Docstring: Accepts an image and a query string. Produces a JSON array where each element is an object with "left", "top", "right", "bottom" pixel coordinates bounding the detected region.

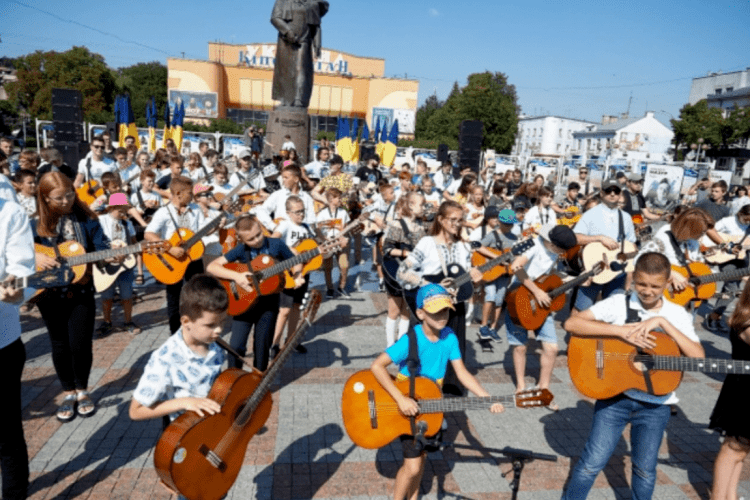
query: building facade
[
  {"left": 512, "top": 115, "right": 596, "bottom": 157},
  {"left": 572, "top": 111, "right": 674, "bottom": 163},
  {"left": 167, "top": 42, "right": 419, "bottom": 138},
  {"left": 689, "top": 68, "right": 750, "bottom": 106}
]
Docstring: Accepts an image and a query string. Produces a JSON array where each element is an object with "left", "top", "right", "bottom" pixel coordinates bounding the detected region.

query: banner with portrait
[
  {"left": 168, "top": 90, "right": 218, "bottom": 119},
  {"left": 644, "top": 164, "right": 683, "bottom": 215}
]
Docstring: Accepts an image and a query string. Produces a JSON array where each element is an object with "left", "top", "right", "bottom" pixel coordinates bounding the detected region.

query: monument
[{"left": 264, "top": 0, "right": 329, "bottom": 163}]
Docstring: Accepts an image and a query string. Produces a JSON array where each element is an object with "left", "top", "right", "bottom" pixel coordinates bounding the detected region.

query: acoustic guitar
[
  {"left": 568, "top": 331, "right": 750, "bottom": 400},
  {"left": 341, "top": 370, "right": 553, "bottom": 450},
  {"left": 220, "top": 237, "right": 342, "bottom": 316},
  {"left": 506, "top": 261, "right": 605, "bottom": 331},
  {"left": 154, "top": 290, "right": 322, "bottom": 500},
  {"left": 91, "top": 239, "right": 171, "bottom": 292},
  {"left": 665, "top": 262, "right": 750, "bottom": 307},
  {"left": 1, "top": 267, "right": 75, "bottom": 294},
  {"left": 144, "top": 197, "right": 245, "bottom": 285},
  {"left": 470, "top": 238, "right": 535, "bottom": 282},
  {"left": 580, "top": 240, "right": 638, "bottom": 285},
  {"left": 700, "top": 232, "right": 750, "bottom": 265},
  {"left": 35, "top": 240, "right": 170, "bottom": 286},
  {"left": 76, "top": 179, "right": 104, "bottom": 206}
]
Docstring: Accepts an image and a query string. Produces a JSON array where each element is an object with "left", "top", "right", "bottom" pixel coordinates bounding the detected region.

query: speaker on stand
[
  {"left": 51, "top": 88, "right": 86, "bottom": 175},
  {"left": 458, "top": 120, "right": 483, "bottom": 173}
]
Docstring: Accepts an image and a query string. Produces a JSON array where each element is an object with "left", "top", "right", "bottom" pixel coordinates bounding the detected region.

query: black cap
[
  {"left": 547, "top": 225, "right": 578, "bottom": 250},
  {"left": 615, "top": 171, "right": 626, "bottom": 179},
  {"left": 484, "top": 205, "right": 500, "bottom": 219}
]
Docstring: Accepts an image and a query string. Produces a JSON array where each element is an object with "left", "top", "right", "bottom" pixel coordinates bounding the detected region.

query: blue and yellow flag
[
  {"left": 171, "top": 101, "right": 185, "bottom": 151},
  {"left": 162, "top": 102, "right": 172, "bottom": 149},
  {"left": 336, "top": 117, "right": 352, "bottom": 162},
  {"left": 382, "top": 120, "right": 399, "bottom": 167},
  {"left": 376, "top": 118, "right": 388, "bottom": 160},
  {"left": 146, "top": 98, "right": 158, "bottom": 152},
  {"left": 117, "top": 95, "right": 140, "bottom": 149},
  {"left": 349, "top": 118, "right": 360, "bottom": 164}
]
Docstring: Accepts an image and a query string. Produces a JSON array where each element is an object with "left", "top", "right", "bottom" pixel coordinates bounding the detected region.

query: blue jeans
[
  {"left": 573, "top": 274, "right": 626, "bottom": 311},
  {"left": 562, "top": 396, "right": 670, "bottom": 500}
]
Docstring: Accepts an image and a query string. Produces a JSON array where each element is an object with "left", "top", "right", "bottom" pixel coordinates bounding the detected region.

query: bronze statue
[{"left": 271, "top": 0, "right": 329, "bottom": 108}]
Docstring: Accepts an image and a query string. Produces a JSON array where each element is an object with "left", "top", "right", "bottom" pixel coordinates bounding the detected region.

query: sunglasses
[{"left": 603, "top": 187, "right": 622, "bottom": 195}]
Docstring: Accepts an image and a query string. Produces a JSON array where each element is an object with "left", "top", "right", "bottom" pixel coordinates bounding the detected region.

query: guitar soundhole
[
  {"left": 450, "top": 265, "right": 459, "bottom": 274},
  {"left": 174, "top": 447, "right": 187, "bottom": 464}
]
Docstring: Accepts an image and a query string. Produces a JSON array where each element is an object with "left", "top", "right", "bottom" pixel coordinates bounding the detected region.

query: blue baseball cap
[
  {"left": 416, "top": 284, "right": 455, "bottom": 313},
  {"left": 498, "top": 209, "right": 519, "bottom": 224}
]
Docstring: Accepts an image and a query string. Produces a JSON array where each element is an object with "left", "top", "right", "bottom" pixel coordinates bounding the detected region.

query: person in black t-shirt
[
  {"left": 622, "top": 173, "right": 661, "bottom": 220},
  {"left": 696, "top": 181, "right": 731, "bottom": 224},
  {"left": 354, "top": 155, "right": 383, "bottom": 185}
]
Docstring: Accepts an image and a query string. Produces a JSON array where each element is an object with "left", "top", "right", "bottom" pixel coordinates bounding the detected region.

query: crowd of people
[{"left": 1, "top": 131, "right": 749, "bottom": 500}]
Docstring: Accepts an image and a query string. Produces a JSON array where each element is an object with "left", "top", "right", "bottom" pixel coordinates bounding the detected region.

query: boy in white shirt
[
  {"left": 270, "top": 195, "right": 318, "bottom": 356},
  {"left": 12, "top": 169, "right": 37, "bottom": 218},
  {"left": 523, "top": 187, "right": 556, "bottom": 232},
  {"left": 281, "top": 134, "right": 296, "bottom": 152},
  {"left": 210, "top": 163, "right": 235, "bottom": 201},
  {"left": 317, "top": 187, "right": 351, "bottom": 299}
]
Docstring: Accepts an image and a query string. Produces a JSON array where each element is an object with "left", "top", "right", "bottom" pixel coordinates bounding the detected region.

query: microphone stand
[{"left": 438, "top": 443, "right": 557, "bottom": 499}]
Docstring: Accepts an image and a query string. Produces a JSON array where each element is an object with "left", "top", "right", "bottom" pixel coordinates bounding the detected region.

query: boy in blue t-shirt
[{"left": 371, "top": 284, "right": 504, "bottom": 500}]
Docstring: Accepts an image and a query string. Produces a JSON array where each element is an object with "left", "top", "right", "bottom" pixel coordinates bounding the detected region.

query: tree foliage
[
  {"left": 414, "top": 72, "right": 519, "bottom": 153},
  {"left": 5, "top": 47, "right": 116, "bottom": 121},
  {"left": 671, "top": 100, "right": 750, "bottom": 150},
  {"left": 117, "top": 62, "right": 168, "bottom": 127}
]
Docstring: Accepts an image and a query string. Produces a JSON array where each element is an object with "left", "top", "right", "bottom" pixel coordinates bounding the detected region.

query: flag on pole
[
  {"left": 336, "top": 117, "right": 352, "bottom": 162},
  {"left": 117, "top": 95, "right": 140, "bottom": 149},
  {"left": 382, "top": 120, "right": 399, "bottom": 167},
  {"left": 162, "top": 102, "right": 172, "bottom": 149},
  {"left": 376, "top": 118, "right": 388, "bottom": 160},
  {"left": 349, "top": 118, "right": 360, "bottom": 164},
  {"left": 172, "top": 101, "right": 185, "bottom": 151},
  {"left": 146, "top": 97, "right": 158, "bottom": 152}
]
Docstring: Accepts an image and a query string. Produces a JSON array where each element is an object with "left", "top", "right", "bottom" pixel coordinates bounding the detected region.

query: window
[
  {"left": 559, "top": 128, "right": 563, "bottom": 138},
  {"left": 726, "top": 87, "right": 734, "bottom": 93},
  {"left": 715, "top": 88, "right": 723, "bottom": 95},
  {"left": 226, "top": 108, "right": 269, "bottom": 126},
  {"left": 556, "top": 144, "right": 561, "bottom": 152}
]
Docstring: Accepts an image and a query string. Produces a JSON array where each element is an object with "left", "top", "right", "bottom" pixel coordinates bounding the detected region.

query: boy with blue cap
[
  {"left": 371, "top": 283, "right": 504, "bottom": 500},
  {"left": 475, "top": 208, "right": 519, "bottom": 341}
]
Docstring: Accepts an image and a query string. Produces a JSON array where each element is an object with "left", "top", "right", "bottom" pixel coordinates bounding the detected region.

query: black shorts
[
  {"left": 400, "top": 429, "right": 443, "bottom": 458},
  {"left": 279, "top": 279, "right": 309, "bottom": 308}
]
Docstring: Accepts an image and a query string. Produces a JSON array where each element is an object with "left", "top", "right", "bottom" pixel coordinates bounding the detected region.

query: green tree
[
  {"left": 117, "top": 62, "right": 168, "bottom": 127},
  {"left": 415, "top": 92, "right": 443, "bottom": 139},
  {"left": 671, "top": 100, "right": 724, "bottom": 151},
  {"left": 5, "top": 47, "right": 117, "bottom": 121},
  {"left": 417, "top": 73, "right": 519, "bottom": 153}
]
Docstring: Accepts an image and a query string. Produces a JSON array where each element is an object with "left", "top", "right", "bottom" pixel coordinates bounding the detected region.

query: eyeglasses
[
  {"left": 49, "top": 192, "right": 76, "bottom": 203},
  {"left": 92, "top": 145, "right": 104, "bottom": 150},
  {"left": 603, "top": 187, "right": 622, "bottom": 195}
]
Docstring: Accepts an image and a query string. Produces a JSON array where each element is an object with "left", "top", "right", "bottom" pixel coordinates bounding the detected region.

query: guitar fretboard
[
  {"left": 695, "top": 266, "right": 750, "bottom": 286},
  {"left": 418, "top": 395, "right": 536, "bottom": 413},
  {"left": 64, "top": 243, "right": 145, "bottom": 267},
  {"left": 644, "top": 355, "right": 750, "bottom": 374}
]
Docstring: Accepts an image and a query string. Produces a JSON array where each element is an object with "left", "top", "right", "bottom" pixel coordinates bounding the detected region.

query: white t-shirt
[
  {"left": 130, "top": 190, "right": 162, "bottom": 211},
  {"left": 230, "top": 170, "right": 266, "bottom": 191},
  {"left": 316, "top": 206, "right": 350, "bottom": 239},
  {"left": 524, "top": 205, "right": 556, "bottom": 231},
  {"left": 281, "top": 140, "right": 296, "bottom": 151},
  {"left": 588, "top": 293, "right": 699, "bottom": 405},
  {"left": 145, "top": 203, "right": 207, "bottom": 240},
  {"left": 118, "top": 163, "right": 141, "bottom": 186},
  {"left": 304, "top": 160, "right": 330, "bottom": 179},
  {"left": 275, "top": 219, "right": 316, "bottom": 249},
  {"left": 715, "top": 215, "right": 750, "bottom": 238},
  {"left": 638, "top": 225, "right": 702, "bottom": 267},
  {"left": 99, "top": 213, "right": 136, "bottom": 242},
  {"left": 406, "top": 236, "right": 473, "bottom": 278},
  {"left": 77, "top": 157, "right": 116, "bottom": 182},
  {"left": 513, "top": 236, "right": 558, "bottom": 283}
]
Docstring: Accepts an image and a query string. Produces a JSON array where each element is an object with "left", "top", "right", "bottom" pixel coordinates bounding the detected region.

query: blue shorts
[
  {"left": 573, "top": 274, "right": 626, "bottom": 311},
  {"left": 504, "top": 309, "right": 558, "bottom": 346},
  {"left": 100, "top": 268, "right": 135, "bottom": 300},
  {"left": 484, "top": 275, "right": 511, "bottom": 306}
]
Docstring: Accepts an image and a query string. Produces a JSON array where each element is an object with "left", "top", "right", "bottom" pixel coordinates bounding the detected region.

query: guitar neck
[
  {"left": 418, "top": 395, "right": 518, "bottom": 413},
  {"left": 697, "top": 266, "right": 750, "bottom": 286},
  {"left": 647, "top": 355, "right": 750, "bottom": 375},
  {"left": 65, "top": 242, "right": 145, "bottom": 267},
  {"left": 549, "top": 269, "right": 598, "bottom": 299},
  {"left": 257, "top": 246, "right": 324, "bottom": 281},
  {"left": 180, "top": 211, "right": 227, "bottom": 249}
]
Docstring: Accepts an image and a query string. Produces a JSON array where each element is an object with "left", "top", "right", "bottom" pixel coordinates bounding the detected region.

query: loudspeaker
[
  {"left": 458, "top": 120, "right": 483, "bottom": 172},
  {"left": 56, "top": 141, "right": 88, "bottom": 175},
  {"left": 105, "top": 122, "right": 118, "bottom": 142},
  {"left": 53, "top": 122, "right": 83, "bottom": 143},
  {"left": 52, "top": 88, "right": 83, "bottom": 108},
  {"left": 437, "top": 143, "right": 449, "bottom": 164}
]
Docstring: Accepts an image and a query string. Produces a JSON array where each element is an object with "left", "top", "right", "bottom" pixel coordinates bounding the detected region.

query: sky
[{"left": 2, "top": 0, "right": 749, "bottom": 127}]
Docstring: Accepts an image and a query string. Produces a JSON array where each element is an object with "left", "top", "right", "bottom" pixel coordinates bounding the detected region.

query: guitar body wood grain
[
  {"left": 665, "top": 262, "right": 715, "bottom": 307},
  {"left": 506, "top": 274, "right": 565, "bottom": 331},
  {"left": 143, "top": 228, "right": 205, "bottom": 285},
  {"left": 35, "top": 241, "right": 88, "bottom": 283}
]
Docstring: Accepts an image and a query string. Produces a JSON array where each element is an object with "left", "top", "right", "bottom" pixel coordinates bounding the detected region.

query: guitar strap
[
  {"left": 624, "top": 294, "right": 656, "bottom": 395},
  {"left": 135, "top": 188, "right": 146, "bottom": 211},
  {"left": 666, "top": 230, "right": 694, "bottom": 279},
  {"left": 405, "top": 326, "right": 421, "bottom": 442},
  {"left": 398, "top": 218, "right": 413, "bottom": 253},
  {"left": 617, "top": 208, "right": 625, "bottom": 254},
  {"left": 166, "top": 205, "right": 186, "bottom": 244}
]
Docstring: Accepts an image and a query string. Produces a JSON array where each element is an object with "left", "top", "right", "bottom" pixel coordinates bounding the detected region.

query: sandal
[
  {"left": 125, "top": 321, "right": 141, "bottom": 334},
  {"left": 56, "top": 394, "right": 77, "bottom": 422},
  {"left": 135, "top": 274, "right": 145, "bottom": 285},
  {"left": 76, "top": 391, "right": 96, "bottom": 418}
]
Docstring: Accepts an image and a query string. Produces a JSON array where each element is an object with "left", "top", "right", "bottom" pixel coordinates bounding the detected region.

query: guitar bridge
[
  {"left": 596, "top": 339, "right": 604, "bottom": 379},
  {"left": 199, "top": 444, "right": 227, "bottom": 472},
  {"left": 368, "top": 390, "right": 378, "bottom": 429}
]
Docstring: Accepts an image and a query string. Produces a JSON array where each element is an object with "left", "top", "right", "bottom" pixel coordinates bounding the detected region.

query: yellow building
[{"left": 167, "top": 42, "right": 419, "bottom": 137}]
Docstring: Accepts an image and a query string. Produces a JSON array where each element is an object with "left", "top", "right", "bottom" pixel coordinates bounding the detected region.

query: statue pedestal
[{"left": 264, "top": 106, "right": 311, "bottom": 163}]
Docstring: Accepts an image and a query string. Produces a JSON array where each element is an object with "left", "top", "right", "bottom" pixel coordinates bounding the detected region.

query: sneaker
[
  {"left": 270, "top": 344, "right": 280, "bottom": 360},
  {"left": 96, "top": 321, "right": 113, "bottom": 337},
  {"left": 488, "top": 328, "right": 503, "bottom": 343},
  {"left": 125, "top": 321, "right": 141, "bottom": 334},
  {"left": 378, "top": 280, "right": 385, "bottom": 292},
  {"left": 337, "top": 287, "right": 351, "bottom": 298},
  {"left": 478, "top": 325, "right": 494, "bottom": 341},
  {"left": 705, "top": 317, "right": 729, "bottom": 333},
  {"left": 294, "top": 344, "right": 307, "bottom": 354},
  {"left": 326, "top": 289, "right": 335, "bottom": 299}
]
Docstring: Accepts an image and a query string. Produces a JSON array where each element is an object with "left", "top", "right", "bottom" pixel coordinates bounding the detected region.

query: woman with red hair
[{"left": 35, "top": 172, "right": 110, "bottom": 422}]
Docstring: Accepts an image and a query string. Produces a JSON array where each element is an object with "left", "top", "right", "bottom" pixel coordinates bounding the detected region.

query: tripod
[{"left": 441, "top": 443, "right": 557, "bottom": 499}]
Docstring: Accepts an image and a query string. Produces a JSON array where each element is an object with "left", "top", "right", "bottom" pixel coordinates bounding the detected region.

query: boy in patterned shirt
[{"left": 130, "top": 275, "right": 228, "bottom": 424}]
